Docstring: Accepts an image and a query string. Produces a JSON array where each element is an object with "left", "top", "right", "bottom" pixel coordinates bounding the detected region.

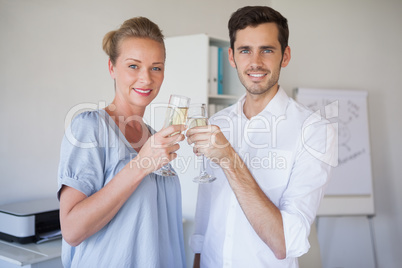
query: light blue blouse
[{"left": 57, "top": 110, "right": 186, "bottom": 268}]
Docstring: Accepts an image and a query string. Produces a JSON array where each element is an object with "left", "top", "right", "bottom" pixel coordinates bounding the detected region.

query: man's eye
[
  {"left": 263, "top": 50, "right": 273, "bottom": 53},
  {"left": 240, "top": 50, "right": 250, "bottom": 54},
  {"left": 129, "top": 65, "right": 138, "bottom": 69}
]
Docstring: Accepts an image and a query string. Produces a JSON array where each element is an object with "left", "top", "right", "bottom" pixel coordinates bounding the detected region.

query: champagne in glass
[
  {"left": 187, "top": 117, "right": 208, "bottom": 129},
  {"left": 154, "top": 94, "right": 190, "bottom": 176},
  {"left": 164, "top": 106, "right": 189, "bottom": 135},
  {"left": 187, "top": 103, "right": 216, "bottom": 183}
]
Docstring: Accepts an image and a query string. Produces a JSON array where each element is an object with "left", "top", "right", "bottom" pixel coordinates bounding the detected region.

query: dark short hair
[{"left": 228, "top": 6, "right": 289, "bottom": 55}]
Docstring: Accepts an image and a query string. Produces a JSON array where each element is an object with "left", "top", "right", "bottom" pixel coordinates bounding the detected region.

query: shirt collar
[{"left": 229, "top": 86, "right": 289, "bottom": 119}]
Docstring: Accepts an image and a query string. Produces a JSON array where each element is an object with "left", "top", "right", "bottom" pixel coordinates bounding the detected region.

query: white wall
[
  {"left": 1, "top": 0, "right": 401, "bottom": 267},
  {"left": 0, "top": 0, "right": 267, "bottom": 202},
  {"left": 0, "top": 1, "right": 269, "bottom": 267},
  {"left": 271, "top": 1, "right": 402, "bottom": 267}
]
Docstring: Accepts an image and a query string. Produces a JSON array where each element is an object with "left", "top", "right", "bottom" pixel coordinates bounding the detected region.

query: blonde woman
[{"left": 58, "top": 17, "right": 186, "bottom": 267}]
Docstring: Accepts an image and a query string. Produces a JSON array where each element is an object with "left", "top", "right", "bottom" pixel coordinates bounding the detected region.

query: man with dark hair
[{"left": 187, "top": 6, "right": 336, "bottom": 268}]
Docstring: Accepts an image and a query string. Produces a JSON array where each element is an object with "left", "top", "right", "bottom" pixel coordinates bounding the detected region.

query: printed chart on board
[{"left": 296, "top": 88, "right": 373, "bottom": 196}]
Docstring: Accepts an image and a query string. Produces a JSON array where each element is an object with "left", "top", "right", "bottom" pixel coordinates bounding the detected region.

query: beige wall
[{"left": 1, "top": 0, "right": 401, "bottom": 267}]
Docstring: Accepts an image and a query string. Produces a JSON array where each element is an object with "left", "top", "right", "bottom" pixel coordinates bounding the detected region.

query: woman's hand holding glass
[
  {"left": 153, "top": 94, "right": 190, "bottom": 176},
  {"left": 132, "top": 124, "right": 186, "bottom": 176}
]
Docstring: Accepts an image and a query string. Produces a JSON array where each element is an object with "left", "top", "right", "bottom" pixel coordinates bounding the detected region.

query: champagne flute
[
  {"left": 187, "top": 103, "right": 216, "bottom": 183},
  {"left": 153, "top": 94, "right": 190, "bottom": 176}
]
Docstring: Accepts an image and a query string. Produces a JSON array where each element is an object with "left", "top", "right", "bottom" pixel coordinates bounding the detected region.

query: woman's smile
[{"left": 133, "top": 88, "right": 153, "bottom": 96}]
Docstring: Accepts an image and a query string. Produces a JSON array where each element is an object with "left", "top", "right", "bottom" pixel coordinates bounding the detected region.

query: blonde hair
[{"left": 102, "top": 17, "right": 165, "bottom": 64}]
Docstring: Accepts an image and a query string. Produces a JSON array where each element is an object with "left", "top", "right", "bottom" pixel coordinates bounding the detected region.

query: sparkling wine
[
  {"left": 164, "top": 107, "right": 188, "bottom": 135},
  {"left": 164, "top": 106, "right": 189, "bottom": 127},
  {"left": 187, "top": 117, "right": 208, "bottom": 129}
]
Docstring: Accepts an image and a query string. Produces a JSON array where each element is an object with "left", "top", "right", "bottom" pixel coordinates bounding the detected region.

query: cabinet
[
  {"left": 145, "top": 32, "right": 244, "bottom": 228},
  {"left": 145, "top": 34, "right": 244, "bottom": 218},
  {"left": 144, "top": 34, "right": 243, "bottom": 267},
  {"left": 153, "top": 33, "right": 243, "bottom": 117}
]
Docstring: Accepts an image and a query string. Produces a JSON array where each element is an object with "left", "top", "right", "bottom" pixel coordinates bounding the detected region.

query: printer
[{"left": 0, "top": 198, "right": 61, "bottom": 244}]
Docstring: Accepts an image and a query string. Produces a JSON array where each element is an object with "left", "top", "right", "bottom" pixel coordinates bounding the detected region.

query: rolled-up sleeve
[{"left": 280, "top": 116, "right": 336, "bottom": 258}]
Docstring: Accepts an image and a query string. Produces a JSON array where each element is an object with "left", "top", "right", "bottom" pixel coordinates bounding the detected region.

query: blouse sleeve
[{"left": 57, "top": 111, "right": 106, "bottom": 199}]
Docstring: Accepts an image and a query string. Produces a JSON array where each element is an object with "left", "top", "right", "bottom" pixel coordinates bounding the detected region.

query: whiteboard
[{"left": 295, "top": 88, "right": 374, "bottom": 216}]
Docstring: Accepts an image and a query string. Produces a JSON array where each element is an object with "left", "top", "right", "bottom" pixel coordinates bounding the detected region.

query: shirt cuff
[
  {"left": 281, "top": 210, "right": 310, "bottom": 258},
  {"left": 189, "top": 234, "right": 204, "bottom": 253}
]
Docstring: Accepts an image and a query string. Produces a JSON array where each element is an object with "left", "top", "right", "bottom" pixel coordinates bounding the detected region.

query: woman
[{"left": 57, "top": 17, "right": 186, "bottom": 267}]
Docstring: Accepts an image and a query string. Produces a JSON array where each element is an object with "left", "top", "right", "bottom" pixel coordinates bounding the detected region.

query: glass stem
[{"left": 200, "top": 155, "right": 207, "bottom": 175}]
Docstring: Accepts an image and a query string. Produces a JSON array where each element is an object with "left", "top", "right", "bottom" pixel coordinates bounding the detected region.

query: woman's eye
[
  {"left": 152, "top": 67, "right": 162, "bottom": 71},
  {"left": 129, "top": 65, "right": 138, "bottom": 69}
]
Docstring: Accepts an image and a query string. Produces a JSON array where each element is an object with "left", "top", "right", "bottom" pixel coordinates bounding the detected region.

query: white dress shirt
[{"left": 190, "top": 87, "right": 336, "bottom": 268}]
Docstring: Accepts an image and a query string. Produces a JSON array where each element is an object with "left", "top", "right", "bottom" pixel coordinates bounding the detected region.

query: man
[{"left": 186, "top": 6, "right": 336, "bottom": 268}]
